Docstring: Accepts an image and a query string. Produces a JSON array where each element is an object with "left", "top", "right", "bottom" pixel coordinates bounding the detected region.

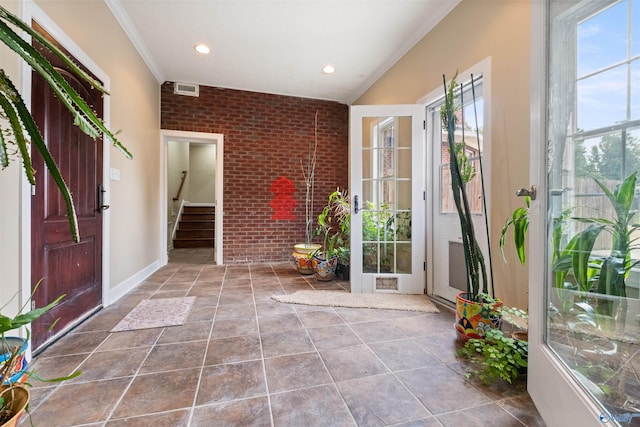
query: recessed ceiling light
[
  {"left": 322, "top": 64, "right": 335, "bottom": 74},
  {"left": 194, "top": 44, "right": 211, "bottom": 54}
]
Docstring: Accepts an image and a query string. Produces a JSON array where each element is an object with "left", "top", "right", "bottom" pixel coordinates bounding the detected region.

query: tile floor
[{"left": 25, "top": 249, "right": 546, "bottom": 426}]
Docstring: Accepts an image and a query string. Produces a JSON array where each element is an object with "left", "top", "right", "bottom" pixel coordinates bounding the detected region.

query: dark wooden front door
[{"left": 30, "top": 22, "right": 104, "bottom": 351}]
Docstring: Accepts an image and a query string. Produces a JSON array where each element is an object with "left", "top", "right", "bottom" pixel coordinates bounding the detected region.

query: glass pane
[
  {"left": 398, "top": 148, "right": 412, "bottom": 179},
  {"left": 362, "top": 150, "right": 374, "bottom": 180},
  {"left": 363, "top": 242, "right": 378, "bottom": 273},
  {"left": 548, "top": 0, "right": 640, "bottom": 418},
  {"left": 634, "top": 0, "right": 640, "bottom": 57},
  {"left": 397, "top": 116, "right": 412, "bottom": 148},
  {"left": 361, "top": 117, "right": 376, "bottom": 149},
  {"left": 397, "top": 180, "right": 412, "bottom": 210},
  {"left": 577, "top": 1, "right": 627, "bottom": 76},
  {"left": 632, "top": 60, "right": 640, "bottom": 121},
  {"left": 360, "top": 114, "right": 413, "bottom": 275},
  {"left": 577, "top": 65, "right": 627, "bottom": 131},
  {"left": 396, "top": 243, "right": 411, "bottom": 274}
]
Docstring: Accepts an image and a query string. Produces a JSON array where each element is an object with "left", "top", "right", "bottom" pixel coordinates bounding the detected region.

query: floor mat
[{"left": 110, "top": 297, "right": 196, "bottom": 332}]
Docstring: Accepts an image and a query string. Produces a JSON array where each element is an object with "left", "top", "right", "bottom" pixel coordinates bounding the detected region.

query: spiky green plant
[
  {"left": 0, "top": 5, "right": 131, "bottom": 242},
  {"left": 441, "top": 72, "right": 489, "bottom": 301}
]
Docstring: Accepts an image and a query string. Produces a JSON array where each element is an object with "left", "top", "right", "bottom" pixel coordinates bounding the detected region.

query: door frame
[
  {"left": 349, "top": 104, "right": 426, "bottom": 294},
  {"left": 19, "top": 2, "right": 112, "bottom": 353},
  {"left": 527, "top": 1, "right": 605, "bottom": 425},
  {"left": 418, "top": 58, "right": 492, "bottom": 301},
  {"left": 160, "top": 130, "right": 224, "bottom": 265}
]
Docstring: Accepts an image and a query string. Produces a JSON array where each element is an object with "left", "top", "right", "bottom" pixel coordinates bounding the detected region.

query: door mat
[
  {"left": 111, "top": 297, "right": 196, "bottom": 332},
  {"left": 272, "top": 290, "right": 439, "bottom": 313}
]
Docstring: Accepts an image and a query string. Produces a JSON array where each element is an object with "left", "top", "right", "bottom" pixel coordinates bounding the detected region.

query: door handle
[
  {"left": 516, "top": 185, "right": 537, "bottom": 201},
  {"left": 97, "top": 185, "right": 110, "bottom": 212},
  {"left": 354, "top": 195, "right": 359, "bottom": 214}
]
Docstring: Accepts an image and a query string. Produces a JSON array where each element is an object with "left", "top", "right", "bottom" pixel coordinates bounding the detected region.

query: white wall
[
  {"left": 188, "top": 144, "right": 216, "bottom": 203},
  {"left": 167, "top": 140, "right": 190, "bottom": 219}
]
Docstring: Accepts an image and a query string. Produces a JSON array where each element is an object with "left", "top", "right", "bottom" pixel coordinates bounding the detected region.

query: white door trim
[{"left": 160, "top": 130, "right": 224, "bottom": 265}]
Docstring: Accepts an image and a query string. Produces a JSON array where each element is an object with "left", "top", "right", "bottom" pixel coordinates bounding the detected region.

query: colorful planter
[
  {"left": 1, "top": 338, "right": 28, "bottom": 385},
  {"left": 455, "top": 292, "right": 502, "bottom": 342},
  {"left": 291, "top": 243, "right": 321, "bottom": 275},
  {"left": 312, "top": 255, "right": 338, "bottom": 281}
]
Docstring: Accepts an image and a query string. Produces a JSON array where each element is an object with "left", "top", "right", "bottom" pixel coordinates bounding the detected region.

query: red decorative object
[{"left": 270, "top": 176, "right": 297, "bottom": 220}]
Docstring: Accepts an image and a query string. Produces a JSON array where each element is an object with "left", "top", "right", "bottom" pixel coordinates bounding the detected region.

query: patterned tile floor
[{"left": 25, "top": 248, "right": 546, "bottom": 426}]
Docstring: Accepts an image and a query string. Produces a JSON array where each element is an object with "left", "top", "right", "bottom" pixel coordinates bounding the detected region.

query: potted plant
[
  {"left": 1, "top": 285, "right": 80, "bottom": 426},
  {"left": 311, "top": 191, "right": 341, "bottom": 281},
  {"left": 456, "top": 327, "right": 528, "bottom": 385},
  {"left": 0, "top": 5, "right": 131, "bottom": 242},
  {"left": 328, "top": 189, "right": 350, "bottom": 280},
  {"left": 292, "top": 110, "right": 321, "bottom": 274},
  {"left": 441, "top": 72, "right": 498, "bottom": 341}
]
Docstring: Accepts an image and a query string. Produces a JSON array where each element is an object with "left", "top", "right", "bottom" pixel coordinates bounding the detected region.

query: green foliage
[
  {"left": 441, "top": 72, "right": 488, "bottom": 300},
  {"left": 552, "top": 171, "right": 640, "bottom": 301},
  {"left": 457, "top": 328, "right": 528, "bottom": 385},
  {"left": 0, "top": 5, "right": 131, "bottom": 243},
  {"left": 1, "top": 282, "right": 81, "bottom": 422},
  {"left": 314, "top": 188, "right": 350, "bottom": 261},
  {"left": 575, "top": 134, "right": 640, "bottom": 181},
  {"left": 500, "top": 196, "right": 530, "bottom": 265}
]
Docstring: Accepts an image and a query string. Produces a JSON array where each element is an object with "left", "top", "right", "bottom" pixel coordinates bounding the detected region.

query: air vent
[{"left": 174, "top": 82, "right": 199, "bottom": 97}]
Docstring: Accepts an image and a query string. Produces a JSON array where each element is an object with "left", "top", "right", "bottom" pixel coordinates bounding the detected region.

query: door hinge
[
  {"left": 31, "top": 184, "right": 36, "bottom": 196},
  {"left": 31, "top": 300, "right": 36, "bottom": 311},
  {"left": 423, "top": 120, "right": 426, "bottom": 130},
  {"left": 423, "top": 191, "right": 426, "bottom": 201},
  {"left": 423, "top": 262, "right": 426, "bottom": 271}
]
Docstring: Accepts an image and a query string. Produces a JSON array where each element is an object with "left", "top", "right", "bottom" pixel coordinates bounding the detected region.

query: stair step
[
  {"left": 173, "top": 238, "right": 214, "bottom": 249},
  {"left": 176, "top": 229, "right": 214, "bottom": 239},
  {"left": 183, "top": 206, "right": 215, "bottom": 214},
  {"left": 181, "top": 213, "right": 214, "bottom": 221},
  {"left": 179, "top": 221, "right": 214, "bottom": 230}
]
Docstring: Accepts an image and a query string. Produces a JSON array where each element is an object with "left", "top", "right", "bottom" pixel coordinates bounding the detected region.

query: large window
[{"left": 547, "top": 0, "right": 640, "bottom": 421}]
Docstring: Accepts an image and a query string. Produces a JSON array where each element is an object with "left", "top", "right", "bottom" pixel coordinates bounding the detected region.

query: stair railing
[
  {"left": 171, "top": 199, "right": 187, "bottom": 243},
  {"left": 173, "top": 170, "right": 188, "bottom": 202}
]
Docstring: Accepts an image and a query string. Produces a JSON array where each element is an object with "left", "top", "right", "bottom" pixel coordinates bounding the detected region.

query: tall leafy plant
[
  {"left": 441, "top": 73, "right": 490, "bottom": 301},
  {"left": 0, "top": 5, "right": 131, "bottom": 242},
  {"left": 553, "top": 171, "right": 640, "bottom": 299}
]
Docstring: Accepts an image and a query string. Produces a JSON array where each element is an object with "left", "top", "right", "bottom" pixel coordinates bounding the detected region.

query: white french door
[
  {"left": 349, "top": 105, "right": 425, "bottom": 294},
  {"left": 529, "top": 1, "right": 639, "bottom": 425}
]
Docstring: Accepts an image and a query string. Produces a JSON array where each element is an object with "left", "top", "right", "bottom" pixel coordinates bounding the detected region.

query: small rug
[
  {"left": 272, "top": 290, "right": 439, "bottom": 313},
  {"left": 110, "top": 297, "right": 196, "bottom": 332}
]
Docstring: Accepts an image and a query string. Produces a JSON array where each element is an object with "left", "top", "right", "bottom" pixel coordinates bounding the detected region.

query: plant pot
[
  {"left": 0, "top": 385, "right": 29, "bottom": 427},
  {"left": 341, "top": 264, "right": 350, "bottom": 281},
  {"left": 312, "top": 255, "right": 338, "bottom": 281},
  {"left": 512, "top": 331, "right": 528, "bottom": 342},
  {"left": 291, "top": 243, "right": 321, "bottom": 275},
  {"left": 455, "top": 292, "right": 502, "bottom": 342},
  {"left": 0, "top": 338, "right": 28, "bottom": 385}
]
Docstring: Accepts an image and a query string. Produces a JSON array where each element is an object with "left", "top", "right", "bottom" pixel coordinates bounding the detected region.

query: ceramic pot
[
  {"left": 312, "top": 254, "right": 338, "bottom": 281},
  {"left": 291, "top": 243, "right": 321, "bottom": 275},
  {"left": 0, "top": 385, "right": 29, "bottom": 427},
  {"left": 455, "top": 292, "right": 502, "bottom": 342}
]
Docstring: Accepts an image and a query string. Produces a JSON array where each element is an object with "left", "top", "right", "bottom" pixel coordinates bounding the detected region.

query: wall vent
[{"left": 174, "top": 82, "right": 199, "bottom": 97}]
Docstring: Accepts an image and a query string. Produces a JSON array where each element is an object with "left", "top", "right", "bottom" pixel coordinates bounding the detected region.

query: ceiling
[{"left": 107, "top": 0, "right": 460, "bottom": 104}]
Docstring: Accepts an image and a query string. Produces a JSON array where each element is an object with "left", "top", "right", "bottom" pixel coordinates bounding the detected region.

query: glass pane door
[
  {"left": 350, "top": 105, "right": 425, "bottom": 294},
  {"left": 529, "top": 1, "right": 640, "bottom": 425}
]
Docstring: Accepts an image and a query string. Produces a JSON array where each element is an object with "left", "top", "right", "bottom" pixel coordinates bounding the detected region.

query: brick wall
[{"left": 161, "top": 83, "right": 349, "bottom": 263}]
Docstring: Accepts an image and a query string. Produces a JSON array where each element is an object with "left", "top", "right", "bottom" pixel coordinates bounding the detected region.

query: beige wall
[
  {"left": 33, "top": 0, "right": 161, "bottom": 288},
  {"left": 0, "top": 0, "right": 160, "bottom": 315},
  {"left": 356, "top": 0, "right": 531, "bottom": 308}
]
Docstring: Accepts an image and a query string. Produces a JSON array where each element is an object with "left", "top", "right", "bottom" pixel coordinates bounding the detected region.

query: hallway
[{"left": 25, "top": 250, "right": 544, "bottom": 426}]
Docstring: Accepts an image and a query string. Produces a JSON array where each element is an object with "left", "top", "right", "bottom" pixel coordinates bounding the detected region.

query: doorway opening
[{"left": 161, "top": 130, "right": 224, "bottom": 265}]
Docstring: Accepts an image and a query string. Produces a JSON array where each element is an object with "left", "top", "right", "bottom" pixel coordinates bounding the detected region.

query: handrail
[{"left": 173, "top": 170, "right": 188, "bottom": 201}]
